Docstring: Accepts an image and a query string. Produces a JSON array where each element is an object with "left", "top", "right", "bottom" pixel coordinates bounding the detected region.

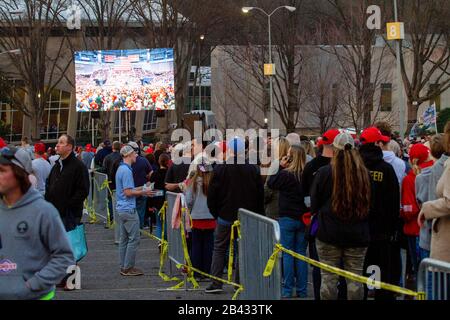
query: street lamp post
[
  {"left": 393, "top": 0, "right": 406, "bottom": 140},
  {"left": 242, "top": 5, "right": 296, "bottom": 130}
]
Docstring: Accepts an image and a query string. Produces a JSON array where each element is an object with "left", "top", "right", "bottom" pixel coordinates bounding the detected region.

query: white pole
[
  {"left": 118, "top": 110, "right": 121, "bottom": 143},
  {"left": 91, "top": 117, "right": 94, "bottom": 146}
]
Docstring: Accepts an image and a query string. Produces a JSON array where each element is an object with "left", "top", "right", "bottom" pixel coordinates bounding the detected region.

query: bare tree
[
  {"left": 315, "top": 0, "right": 390, "bottom": 133},
  {"left": 393, "top": 0, "right": 450, "bottom": 130},
  {"left": 0, "top": 0, "right": 74, "bottom": 140},
  {"left": 301, "top": 49, "right": 342, "bottom": 133},
  {"left": 132, "top": 0, "right": 228, "bottom": 131},
  {"left": 76, "top": 0, "right": 138, "bottom": 141}
]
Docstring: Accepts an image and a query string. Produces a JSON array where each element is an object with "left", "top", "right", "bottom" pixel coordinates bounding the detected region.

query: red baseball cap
[
  {"left": 360, "top": 127, "right": 390, "bottom": 144},
  {"left": 321, "top": 129, "right": 340, "bottom": 145},
  {"left": 34, "top": 142, "right": 46, "bottom": 154},
  {"left": 0, "top": 137, "right": 7, "bottom": 149},
  {"left": 316, "top": 137, "right": 324, "bottom": 148},
  {"left": 409, "top": 143, "right": 430, "bottom": 164}
]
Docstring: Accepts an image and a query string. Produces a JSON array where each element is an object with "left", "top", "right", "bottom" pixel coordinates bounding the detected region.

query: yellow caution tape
[
  {"left": 141, "top": 202, "right": 245, "bottom": 299},
  {"left": 173, "top": 262, "right": 244, "bottom": 300},
  {"left": 228, "top": 221, "right": 240, "bottom": 282},
  {"left": 264, "top": 243, "right": 425, "bottom": 299},
  {"left": 179, "top": 207, "right": 199, "bottom": 289},
  {"left": 141, "top": 202, "right": 180, "bottom": 283}
]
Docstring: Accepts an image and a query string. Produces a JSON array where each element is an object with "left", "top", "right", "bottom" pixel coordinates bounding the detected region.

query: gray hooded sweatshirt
[
  {"left": 416, "top": 154, "right": 449, "bottom": 251},
  {"left": 184, "top": 177, "right": 215, "bottom": 220},
  {"left": 0, "top": 188, "right": 74, "bottom": 300}
]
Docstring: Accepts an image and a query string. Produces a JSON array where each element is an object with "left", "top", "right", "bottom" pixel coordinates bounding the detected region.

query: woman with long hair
[
  {"left": 264, "top": 136, "right": 290, "bottom": 219},
  {"left": 184, "top": 160, "right": 216, "bottom": 277},
  {"left": 267, "top": 144, "right": 309, "bottom": 298},
  {"left": 311, "top": 132, "right": 371, "bottom": 300}
]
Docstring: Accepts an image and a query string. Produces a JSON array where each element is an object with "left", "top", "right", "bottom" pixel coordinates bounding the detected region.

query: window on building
[
  {"left": 380, "top": 83, "right": 392, "bottom": 112},
  {"left": 187, "top": 85, "right": 211, "bottom": 111},
  {"left": 0, "top": 80, "right": 24, "bottom": 142},
  {"left": 429, "top": 83, "right": 441, "bottom": 111},
  {"left": 40, "top": 88, "right": 70, "bottom": 140},
  {"left": 113, "top": 111, "right": 136, "bottom": 137},
  {"left": 143, "top": 110, "right": 157, "bottom": 131}
]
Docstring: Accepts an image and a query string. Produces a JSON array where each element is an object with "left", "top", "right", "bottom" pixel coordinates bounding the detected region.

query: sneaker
[
  {"left": 121, "top": 268, "right": 144, "bottom": 276},
  {"left": 205, "top": 283, "right": 223, "bottom": 293}
]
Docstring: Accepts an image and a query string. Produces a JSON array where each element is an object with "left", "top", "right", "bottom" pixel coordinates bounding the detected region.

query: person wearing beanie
[
  {"left": 0, "top": 147, "right": 74, "bottom": 299},
  {"left": 301, "top": 128, "right": 340, "bottom": 300},
  {"left": 311, "top": 132, "right": 371, "bottom": 300},
  {"left": 401, "top": 143, "right": 434, "bottom": 288},
  {"left": 359, "top": 127, "right": 402, "bottom": 300},
  {"left": 205, "top": 136, "right": 264, "bottom": 293}
]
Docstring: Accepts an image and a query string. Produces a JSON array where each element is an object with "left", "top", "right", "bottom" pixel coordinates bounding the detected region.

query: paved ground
[{"left": 56, "top": 220, "right": 236, "bottom": 300}]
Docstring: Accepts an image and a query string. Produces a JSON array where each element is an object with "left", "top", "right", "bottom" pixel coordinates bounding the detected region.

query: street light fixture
[{"left": 242, "top": 5, "right": 296, "bottom": 130}]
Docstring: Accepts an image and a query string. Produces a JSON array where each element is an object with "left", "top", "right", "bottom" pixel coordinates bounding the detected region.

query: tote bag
[{"left": 67, "top": 223, "right": 88, "bottom": 262}]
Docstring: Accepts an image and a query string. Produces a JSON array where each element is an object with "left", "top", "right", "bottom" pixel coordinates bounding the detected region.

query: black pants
[
  {"left": 309, "top": 238, "right": 322, "bottom": 300},
  {"left": 191, "top": 228, "right": 215, "bottom": 275},
  {"left": 364, "top": 240, "right": 401, "bottom": 300}
]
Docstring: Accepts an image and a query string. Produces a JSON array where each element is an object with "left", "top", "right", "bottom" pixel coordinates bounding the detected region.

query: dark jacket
[
  {"left": 102, "top": 151, "right": 122, "bottom": 190},
  {"left": 149, "top": 168, "right": 168, "bottom": 210},
  {"left": 165, "top": 157, "right": 190, "bottom": 192},
  {"left": 207, "top": 157, "right": 264, "bottom": 222},
  {"left": 45, "top": 152, "right": 90, "bottom": 231},
  {"left": 311, "top": 165, "right": 370, "bottom": 248},
  {"left": 267, "top": 167, "right": 307, "bottom": 221},
  {"left": 95, "top": 146, "right": 112, "bottom": 167},
  {"left": 359, "top": 144, "right": 401, "bottom": 241},
  {"left": 302, "top": 155, "right": 331, "bottom": 197},
  {"left": 131, "top": 156, "right": 152, "bottom": 187}
]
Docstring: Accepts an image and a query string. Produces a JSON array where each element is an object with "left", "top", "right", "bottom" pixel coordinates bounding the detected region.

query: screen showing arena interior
[{"left": 75, "top": 48, "right": 175, "bottom": 112}]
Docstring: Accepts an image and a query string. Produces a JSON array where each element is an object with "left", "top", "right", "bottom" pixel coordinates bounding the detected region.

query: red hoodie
[{"left": 400, "top": 160, "right": 434, "bottom": 236}]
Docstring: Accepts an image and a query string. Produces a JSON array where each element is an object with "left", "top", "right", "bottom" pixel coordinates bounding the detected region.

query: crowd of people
[
  {"left": 1, "top": 119, "right": 449, "bottom": 300},
  {"left": 76, "top": 68, "right": 175, "bottom": 112}
]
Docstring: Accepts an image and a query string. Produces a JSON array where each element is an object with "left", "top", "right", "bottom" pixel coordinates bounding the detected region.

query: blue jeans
[
  {"left": 118, "top": 210, "right": 141, "bottom": 270},
  {"left": 135, "top": 196, "right": 147, "bottom": 229},
  {"left": 279, "top": 217, "right": 308, "bottom": 298},
  {"left": 155, "top": 209, "right": 167, "bottom": 241},
  {"left": 191, "top": 228, "right": 215, "bottom": 274}
]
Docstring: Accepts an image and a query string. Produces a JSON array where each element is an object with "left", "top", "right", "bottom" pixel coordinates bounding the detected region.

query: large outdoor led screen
[{"left": 75, "top": 48, "right": 175, "bottom": 111}]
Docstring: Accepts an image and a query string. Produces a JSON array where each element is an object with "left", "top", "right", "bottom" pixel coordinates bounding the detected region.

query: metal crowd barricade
[
  {"left": 165, "top": 191, "right": 186, "bottom": 276},
  {"left": 238, "top": 209, "right": 281, "bottom": 300},
  {"left": 93, "top": 172, "right": 109, "bottom": 221},
  {"left": 85, "top": 170, "right": 94, "bottom": 216},
  {"left": 418, "top": 258, "right": 450, "bottom": 300}
]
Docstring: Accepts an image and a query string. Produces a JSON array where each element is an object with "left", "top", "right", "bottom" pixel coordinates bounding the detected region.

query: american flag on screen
[{"left": 104, "top": 55, "right": 115, "bottom": 63}]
